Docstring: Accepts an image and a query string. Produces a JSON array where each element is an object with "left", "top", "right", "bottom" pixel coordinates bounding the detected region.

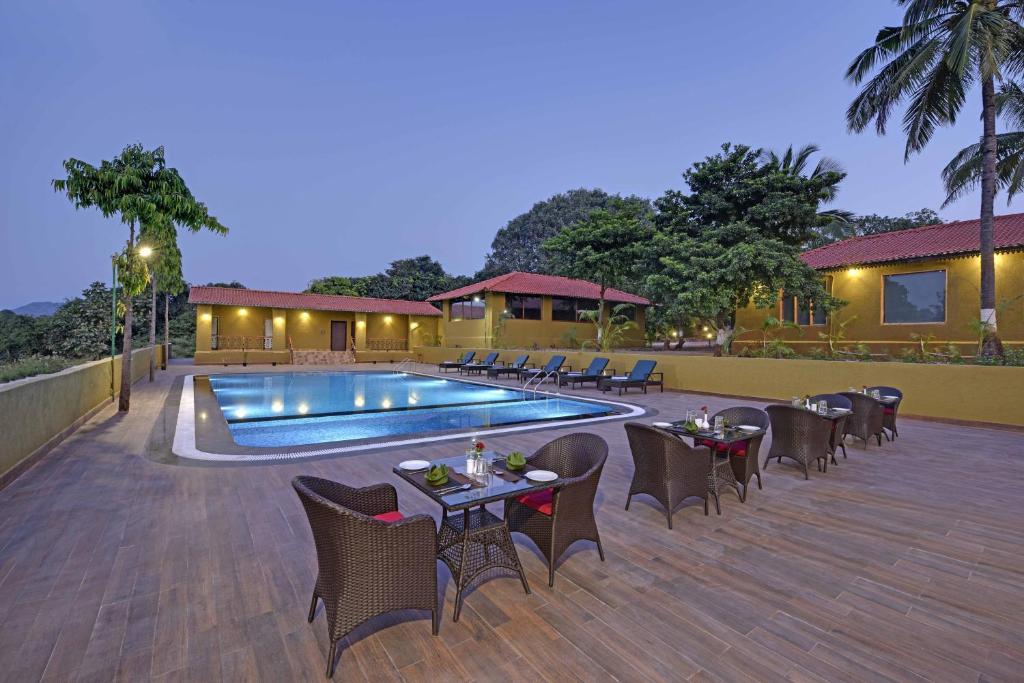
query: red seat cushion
[
  {"left": 883, "top": 407, "right": 895, "bottom": 415},
  {"left": 697, "top": 438, "right": 748, "bottom": 457},
  {"left": 372, "top": 510, "right": 404, "bottom": 523},
  {"left": 517, "top": 488, "right": 554, "bottom": 515}
]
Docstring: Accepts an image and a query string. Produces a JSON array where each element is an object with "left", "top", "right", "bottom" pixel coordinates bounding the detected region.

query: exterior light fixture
[
  {"left": 300, "top": 311, "right": 310, "bottom": 320},
  {"left": 201, "top": 313, "right": 212, "bottom": 322},
  {"left": 137, "top": 245, "right": 153, "bottom": 258},
  {"left": 199, "top": 411, "right": 208, "bottom": 420},
  {"left": 238, "top": 308, "right": 248, "bottom": 316},
  {"left": 706, "top": 333, "right": 714, "bottom": 339},
  {"left": 356, "top": 320, "right": 365, "bottom": 328},
  {"left": 847, "top": 267, "right": 860, "bottom": 276},
  {"left": 702, "top": 326, "right": 709, "bottom": 332},
  {"left": 472, "top": 296, "right": 481, "bottom": 303},
  {"left": 410, "top": 321, "right": 419, "bottom": 330},
  {"left": 274, "top": 316, "right": 284, "bottom": 325},
  {"left": 384, "top": 315, "right": 393, "bottom": 324},
  {"left": 671, "top": 331, "right": 679, "bottom": 337}
]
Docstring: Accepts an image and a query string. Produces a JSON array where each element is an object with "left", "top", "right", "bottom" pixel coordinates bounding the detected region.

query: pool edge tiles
[{"left": 173, "top": 371, "right": 647, "bottom": 463}]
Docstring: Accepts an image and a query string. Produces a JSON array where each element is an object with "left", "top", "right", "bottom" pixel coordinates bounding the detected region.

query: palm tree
[
  {"left": 845, "top": 0, "right": 1024, "bottom": 356},
  {"left": 943, "top": 81, "right": 1024, "bottom": 203},
  {"left": 762, "top": 144, "right": 854, "bottom": 243}
]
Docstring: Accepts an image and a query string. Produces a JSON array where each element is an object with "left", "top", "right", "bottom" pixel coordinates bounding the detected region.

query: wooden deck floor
[{"left": 0, "top": 362, "right": 1022, "bottom": 682}]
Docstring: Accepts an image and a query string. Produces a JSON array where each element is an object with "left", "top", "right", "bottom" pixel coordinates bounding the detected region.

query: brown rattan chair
[
  {"left": 810, "top": 393, "right": 851, "bottom": 462},
  {"left": 624, "top": 423, "right": 714, "bottom": 528},
  {"left": 701, "top": 407, "right": 769, "bottom": 501},
  {"left": 504, "top": 433, "right": 608, "bottom": 587},
  {"left": 764, "top": 405, "right": 833, "bottom": 479},
  {"left": 292, "top": 476, "right": 438, "bottom": 678},
  {"left": 839, "top": 392, "right": 885, "bottom": 447},
  {"left": 868, "top": 385, "right": 903, "bottom": 440}
]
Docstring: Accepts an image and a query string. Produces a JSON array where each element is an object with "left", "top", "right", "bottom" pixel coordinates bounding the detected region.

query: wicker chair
[
  {"left": 701, "top": 407, "right": 769, "bottom": 501},
  {"left": 764, "top": 405, "right": 833, "bottom": 479},
  {"left": 624, "top": 423, "right": 715, "bottom": 528},
  {"left": 839, "top": 392, "right": 885, "bottom": 447},
  {"left": 810, "top": 393, "right": 851, "bottom": 462},
  {"left": 292, "top": 476, "right": 438, "bottom": 678},
  {"left": 504, "top": 433, "right": 608, "bottom": 587},
  {"left": 868, "top": 385, "right": 903, "bottom": 440}
]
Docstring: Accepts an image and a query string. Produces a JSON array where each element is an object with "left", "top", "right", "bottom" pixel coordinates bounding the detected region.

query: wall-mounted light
[
  {"left": 847, "top": 267, "right": 860, "bottom": 277},
  {"left": 410, "top": 321, "right": 419, "bottom": 330},
  {"left": 384, "top": 315, "right": 393, "bottom": 324},
  {"left": 274, "top": 316, "right": 284, "bottom": 325},
  {"left": 356, "top": 319, "right": 365, "bottom": 328},
  {"left": 238, "top": 308, "right": 248, "bottom": 316},
  {"left": 472, "top": 296, "right": 481, "bottom": 303},
  {"left": 300, "top": 311, "right": 310, "bottom": 320},
  {"left": 201, "top": 313, "right": 212, "bottom": 322}
]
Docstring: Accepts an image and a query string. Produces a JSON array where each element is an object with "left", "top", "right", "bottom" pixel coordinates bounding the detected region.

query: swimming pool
[{"left": 202, "top": 371, "right": 621, "bottom": 450}]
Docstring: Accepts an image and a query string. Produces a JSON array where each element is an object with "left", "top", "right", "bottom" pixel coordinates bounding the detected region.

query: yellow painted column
[
  {"left": 354, "top": 313, "right": 368, "bottom": 350},
  {"left": 272, "top": 308, "right": 287, "bottom": 349},
  {"left": 195, "top": 305, "right": 212, "bottom": 352}
]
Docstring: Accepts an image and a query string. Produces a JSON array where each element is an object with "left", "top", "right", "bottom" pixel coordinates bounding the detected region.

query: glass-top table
[{"left": 393, "top": 452, "right": 560, "bottom": 621}]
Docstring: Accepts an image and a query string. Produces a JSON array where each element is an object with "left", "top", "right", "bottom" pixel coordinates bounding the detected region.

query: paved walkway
[{"left": 0, "top": 363, "right": 1021, "bottom": 681}]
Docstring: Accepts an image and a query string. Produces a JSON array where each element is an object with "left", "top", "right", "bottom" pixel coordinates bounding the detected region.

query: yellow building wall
[
  {"left": 285, "top": 309, "right": 354, "bottom": 349},
  {"left": 439, "top": 294, "right": 647, "bottom": 349},
  {"left": 734, "top": 253, "right": 1024, "bottom": 353}
]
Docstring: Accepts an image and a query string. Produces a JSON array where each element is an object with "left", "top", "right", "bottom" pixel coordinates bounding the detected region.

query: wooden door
[{"left": 330, "top": 321, "right": 348, "bottom": 351}]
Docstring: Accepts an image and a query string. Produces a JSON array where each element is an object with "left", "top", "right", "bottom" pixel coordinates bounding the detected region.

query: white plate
[
  {"left": 399, "top": 459, "right": 431, "bottom": 471},
  {"left": 652, "top": 421, "right": 674, "bottom": 428},
  {"left": 525, "top": 470, "right": 558, "bottom": 482},
  {"left": 833, "top": 407, "right": 851, "bottom": 412},
  {"left": 737, "top": 425, "right": 760, "bottom": 432},
  {"left": 883, "top": 395, "right": 899, "bottom": 400}
]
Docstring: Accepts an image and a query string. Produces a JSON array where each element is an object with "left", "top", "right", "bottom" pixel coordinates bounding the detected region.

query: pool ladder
[
  {"left": 522, "top": 370, "right": 560, "bottom": 399},
  {"left": 393, "top": 357, "right": 416, "bottom": 374}
]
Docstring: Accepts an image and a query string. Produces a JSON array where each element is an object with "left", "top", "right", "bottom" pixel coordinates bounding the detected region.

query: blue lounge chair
[
  {"left": 599, "top": 360, "right": 662, "bottom": 395},
  {"left": 438, "top": 350, "right": 475, "bottom": 373},
  {"left": 487, "top": 354, "right": 529, "bottom": 379},
  {"left": 558, "top": 357, "right": 610, "bottom": 388},
  {"left": 460, "top": 351, "right": 500, "bottom": 374},
  {"left": 520, "top": 355, "right": 566, "bottom": 384}
]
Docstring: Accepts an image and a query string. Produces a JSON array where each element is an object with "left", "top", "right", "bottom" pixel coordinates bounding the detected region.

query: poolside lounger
[
  {"left": 487, "top": 354, "right": 529, "bottom": 378},
  {"left": 519, "top": 355, "right": 566, "bottom": 384},
  {"left": 558, "top": 357, "right": 610, "bottom": 388},
  {"left": 599, "top": 359, "right": 662, "bottom": 395},
  {"left": 460, "top": 351, "right": 499, "bottom": 375},
  {"left": 438, "top": 351, "right": 475, "bottom": 373}
]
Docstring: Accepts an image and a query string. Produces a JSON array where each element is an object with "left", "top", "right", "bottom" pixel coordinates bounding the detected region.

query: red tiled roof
[
  {"left": 188, "top": 286, "right": 442, "bottom": 316},
  {"left": 426, "top": 271, "right": 650, "bottom": 305},
  {"left": 801, "top": 213, "right": 1024, "bottom": 270}
]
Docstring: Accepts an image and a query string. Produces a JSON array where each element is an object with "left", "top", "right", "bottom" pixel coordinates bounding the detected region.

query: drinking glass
[
  {"left": 871, "top": 389, "right": 881, "bottom": 399},
  {"left": 714, "top": 416, "right": 725, "bottom": 434},
  {"left": 685, "top": 409, "right": 696, "bottom": 423},
  {"left": 817, "top": 400, "right": 828, "bottom": 415}
]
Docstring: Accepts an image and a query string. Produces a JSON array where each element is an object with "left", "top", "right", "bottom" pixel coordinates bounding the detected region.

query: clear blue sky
[{"left": 0, "top": 0, "right": 1004, "bottom": 309}]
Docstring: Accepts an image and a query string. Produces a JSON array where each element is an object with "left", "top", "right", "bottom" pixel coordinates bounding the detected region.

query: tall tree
[
  {"left": 808, "top": 208, "right": 942, "bottom": 248},
  {"left": 53, "top": 144, "right": 227, "bottom": 410},
  {"left": 943, "top": 81, "right": 1024, "bottom": 203},
  {"left": 543, "top": 199, "right": 654, "bottom": 343},
  {"left": 307, "top": 256, "right": 468, "bottom": 300},
  {"left": 845, "top": 0, "right": 1024, "bottom": 355},
  {"left": 647, "top": 143, "right": 844, "bottom": 352},
  {"left": 140, "top": 221, "right": 187, "bottom": 377},
  {"left": 479, "top": 189, "right": 649, "bottom": 277}
]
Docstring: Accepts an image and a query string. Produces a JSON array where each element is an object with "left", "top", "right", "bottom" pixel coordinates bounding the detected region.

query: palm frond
[{"left": 902, "top": 36, "right": 971, "bottom": 158}]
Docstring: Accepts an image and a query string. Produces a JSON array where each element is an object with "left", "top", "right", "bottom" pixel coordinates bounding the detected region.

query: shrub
[
  {"left": 0, "top": 356, "right": 75, "bottom": 383},
  {"left": 1005, "top": 347, "right": 1024, "bottom": 366},
  {"left": 898, "top": 347, "right": 923, "bottom": 363},
  {"left": 804, "top": 347, "right": 830, "bottom": 360}
]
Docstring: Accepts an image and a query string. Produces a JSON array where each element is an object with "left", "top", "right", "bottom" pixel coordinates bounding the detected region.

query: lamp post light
[{"left": 110, "top": 245, "right": 153, "bottom": 400}]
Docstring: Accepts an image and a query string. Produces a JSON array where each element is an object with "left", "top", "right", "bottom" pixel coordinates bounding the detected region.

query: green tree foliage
[
  {"left": 53, "top": 143, "right": 228, "bottom": 410},
  {"left": 42, "top": 283, "right": 150, "bottom": 360},
  {"left": 808, "top": 208, "right": 941, "bottom": 248},
  {"left": 543, "top": 199, "right": 654, "bottom": 343},
  {"left": 943, "top": 81, "right": 1024, "bottom": 205},
  {"left": 307, "top": 256, "right": 468, "bottom": 301},
  {"left": 645, "top": 143, "right": 843, "bottom": 351},
  {"left": 0, "top": 311, "right": 45, "bottom": 361},
  {"left": 479, "top": 189, "right": 651, "bottom": 277},
  {"left": 846, "top": 0, "right": 1024, "bottom": 355}
]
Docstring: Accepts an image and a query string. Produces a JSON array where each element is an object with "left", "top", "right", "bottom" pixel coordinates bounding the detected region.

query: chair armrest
[{"left": 649, "top": 372, "right": 664, "bottom": 382}]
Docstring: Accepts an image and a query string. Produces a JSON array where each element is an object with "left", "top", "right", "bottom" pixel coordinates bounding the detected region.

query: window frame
[
  {"left": 504, "top": 294, "right": 542, "bottom": 320},
  {"left": 880, "top": 268, "right": 948, "bottom": 325},
  {"left": 449, "top": 295, "right": 485, "bottom": 321},
  {"left": 550, "top": 296, "right": 599, "bottom": 322}
]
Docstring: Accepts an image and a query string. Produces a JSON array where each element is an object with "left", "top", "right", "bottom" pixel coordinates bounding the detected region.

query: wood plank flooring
[{"left": 0, "top": 362, "right": 1022, "bottom": 682}]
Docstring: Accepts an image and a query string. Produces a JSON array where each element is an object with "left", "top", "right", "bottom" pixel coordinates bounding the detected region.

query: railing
[
  {"left": 367, "top": 338, "right": 408, "bottom": 351},
  {"left": 393, "top": 358, "right": 416, "bottom": 374},
  {"left": 210, "top": 335, "right": 273, "bottom": 350},
  {"left": 523, "top": 370, "right": 559, "bottom": 398}
]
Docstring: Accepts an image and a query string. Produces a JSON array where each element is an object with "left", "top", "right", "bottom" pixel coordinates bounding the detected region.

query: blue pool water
[{"left": 207, "top": 371, "right": 614, "bottom": 448}]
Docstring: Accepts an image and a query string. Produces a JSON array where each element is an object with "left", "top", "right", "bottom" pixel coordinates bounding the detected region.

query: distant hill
[{"left": 10, "top": 301, "right": 61, "bottom": 317}]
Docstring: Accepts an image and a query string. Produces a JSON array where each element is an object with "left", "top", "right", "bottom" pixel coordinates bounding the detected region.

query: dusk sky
[{"left": 0, "top": 1, "right": 1007, "bottom": 310}]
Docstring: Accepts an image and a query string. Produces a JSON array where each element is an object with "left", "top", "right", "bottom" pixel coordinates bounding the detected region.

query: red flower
[
  {"left": 700, "top": 405, "right": 708, "bottom": 412},
  {"left": 474, "top": 440, "right": 485, "bottom": 450}
]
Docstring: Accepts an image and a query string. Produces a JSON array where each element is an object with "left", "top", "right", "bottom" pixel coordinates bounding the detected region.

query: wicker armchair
[
  {"left": 704, "top": 407, "right": 769, "bottom": 501},
  {"left": 624, "top": 423, "right": 714, "bottom": 528},
  {"left": 292, "top": 476, "right": 438, "bottom": 678},
  {"left": 810, "top": 393, "right": 851, "bottom": 462},
  {"left": 868, "top": 385, "right": 903, "bottom": 440},
  {"left": 839, "top": 392, "right": 885, "bottom": 447},
  {"left": 764, "top": 405, "right": 833, "bottom": 479},
  {"left": 504, "top": 433, "right": 608, "bottom": 587}
]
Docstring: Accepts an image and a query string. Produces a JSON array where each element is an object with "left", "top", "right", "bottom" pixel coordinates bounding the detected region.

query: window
[
  {"left": 883, "top": 270, "right": 946, "bottom": 324},
  {"left": 505, "top": 294, "right": 541, "bottom": 320},
  {"left": 551, "top": 297, "right": 600, "bottom": 321},
  {"left": 450, "top": 296, "right": 485, "bottom": 321},
  {"left": 781, "top": 295, "right": 796, "bottom": 324},
  {"left": 780, "top": 288, "right": 827, "bottom": 326},
  {"left": 615, "top": 304, "right": 637, "bottom": 321}
]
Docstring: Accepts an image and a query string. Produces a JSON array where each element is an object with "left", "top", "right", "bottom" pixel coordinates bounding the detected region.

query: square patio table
[
  {"left": 664, "top": 424, "right": 766, "bottom": 503},
  {"left": 800, "top": 406, "right": 855, "bottom": 465},
  {"left": 393, "top": 452, "right": 560, "bottom": 621}
]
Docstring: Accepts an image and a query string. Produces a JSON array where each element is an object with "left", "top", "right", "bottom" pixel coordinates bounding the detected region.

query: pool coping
[{"left": 172, "top": 369, "right": 647, "bottom": 462}]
